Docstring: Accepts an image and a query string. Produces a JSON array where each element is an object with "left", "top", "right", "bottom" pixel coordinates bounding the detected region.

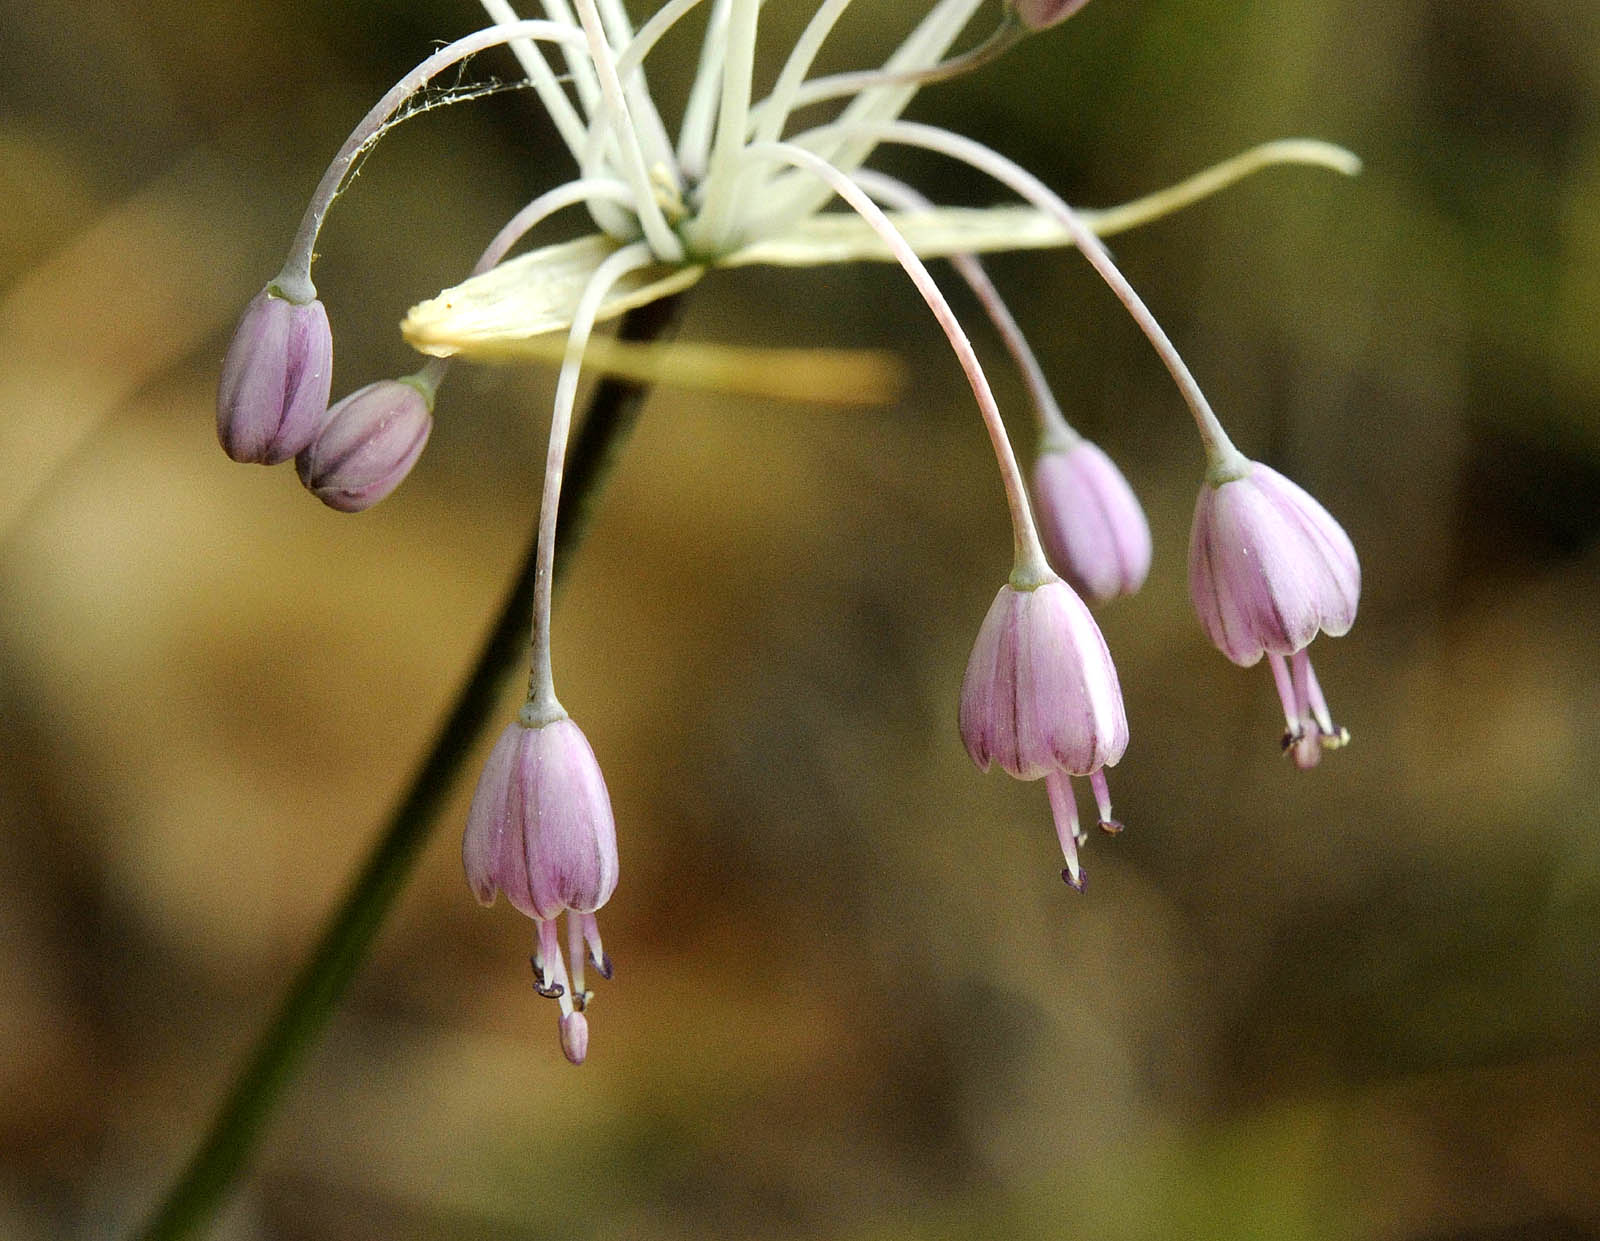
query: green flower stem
[{"left": 134, "top": 295, "right": 684, "bottom": 1241}]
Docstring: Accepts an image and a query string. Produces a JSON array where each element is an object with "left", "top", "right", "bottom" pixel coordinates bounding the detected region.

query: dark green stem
[{"left": 134, "top": 295, "right": 683, "bottom": 1241}]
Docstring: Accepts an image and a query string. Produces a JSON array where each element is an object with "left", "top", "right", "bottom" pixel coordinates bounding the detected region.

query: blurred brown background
[{"left": 2, "top": 0, "right": 1597, "bottom": 1238}]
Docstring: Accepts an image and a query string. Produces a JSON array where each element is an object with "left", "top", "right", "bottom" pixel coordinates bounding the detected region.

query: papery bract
[{"left": 216, "top": 287, "right": 333, "bottom": 465}]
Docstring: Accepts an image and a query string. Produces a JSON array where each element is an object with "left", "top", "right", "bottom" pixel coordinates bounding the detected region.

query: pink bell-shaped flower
[
  {"left": 216, "top": 285, "right": 333, "bottom": 465},
  {"left": 1188, "top": 460, "right": 1360, "bottom": 768},
  {"left": 463, "top": 714, "right": 619, "bottom": 1063},
  {"left": 1032, "top": 437, "right": 1152, "bottom": 604},
  {"left": 296, "top": 377, "right": 433, "bottom": 512},
  {"left": 960, "top": 574, "right": 1129, "bottom": 887}
]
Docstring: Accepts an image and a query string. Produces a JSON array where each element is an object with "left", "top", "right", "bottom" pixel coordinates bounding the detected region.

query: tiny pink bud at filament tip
[{"left": 560, "top": 1011, "right": 590, "bottom": 1065}]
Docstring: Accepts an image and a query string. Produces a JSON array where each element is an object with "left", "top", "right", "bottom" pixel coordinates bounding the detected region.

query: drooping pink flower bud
[
  {"left": 1032, "top": 438, "right": 1152, "bottom": 604},
  {"left": 295, "top": 377, "right": 433, "bottom": 512},
  {"left": 1188, "top": 460, "right": 1360, "bottom": 767},
  {"left": 960, "top": 575, "right": 1129, "bottom": 887},
  {"left": 1011, "top": 0, "right": 1093, "bottom": 31},
  {"left": 464, "top": 715, "right": 619, "bottom": 1062},
  {"left": 216, "top": 285, "right": 333, "bottom": 465}
]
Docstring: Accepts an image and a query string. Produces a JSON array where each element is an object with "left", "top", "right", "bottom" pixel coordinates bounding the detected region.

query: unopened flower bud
[
  {"left": 1011, "top": 0, "right": 1093, "bottom": 31},
  {"left": 1032, "top": 437, "right": 1152, "bottom": 604},
  {"left": 217, "top": 285, "right": 333, "bottom": 465},
  {"left": 296, "top": 377, "right": 433, "bottom": 512},
  {"left": 1189, "top": 460, "right": 1360, "bottom": 765}
]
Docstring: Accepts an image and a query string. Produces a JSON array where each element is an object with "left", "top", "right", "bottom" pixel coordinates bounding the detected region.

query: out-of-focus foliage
[{"left": 1, "top": 1, "right": 1596, "bottom": 1238}]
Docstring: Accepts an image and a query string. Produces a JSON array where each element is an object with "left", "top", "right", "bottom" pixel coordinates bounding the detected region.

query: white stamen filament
[
  {"left": 677, "top": 0, "right": 732, "bottom": 178},
  {"left": 538, "top": 0, "right": 604, "bottom": 116},
  {"left": 1046, "top": 771, "right": 1085, "bottom": 888},
  {"left": 1301, "top": 655, "right": 1342, "bottom": 740},
  {"left": 567, "top": 914, "right": 588, "bottom": 1000},
  {"left": 479, "top": 179, "right": 638, "bottom": 278},
  {"left": 477, "top": 0, "right": 590, "bottom": 159},
  {"left": 485, "top": 0, "right": 634, "bottom": 240},
  {"left": 758, "top": 0, "right": 987, "bottom": 234},
  {"left": 617, "top": 0, "right": 710, "bottom": 82},
  {"left": 577, "top": 911, "right": 607, "bottom": 975},
  {"left": 752, "top": 0, "right": 854, "bottom": 146},
  {"left": 571, "top": 0, "right": 687, "bottom": 261},
  {"left": 743, "top": 140, "right": 1050, "bottom": 584},
  {"left": 1268, "top": 652, "right": 1301, "bottom": 733},
  {"left": 692, "top": 0, "right": 762, "bottom": 253},
  {"left": 749, "top": 14, "right": 1023, "bottom": 140},
  {"left": 594, "top": 0, "right": 680, "bottom": 185},
  {"left": 1292, "top": 649, "right": 1313, "bottom": 723},
  {"left": 577, "top": 1, "right": 712, "bottom": 209},
  {"left": 536, "top": 919, "right": 576, "bottom": 1017},
  {"left": 1089, "top": 769, "right": 1118, "bottom": 830}
]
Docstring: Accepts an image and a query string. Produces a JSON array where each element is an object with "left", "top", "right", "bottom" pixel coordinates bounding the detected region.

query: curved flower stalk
[
  {"left": 850, "top": 169, "right": 1151, "bottom": 604},
  {"left": 1011, "top": 0, "right": 1094, "bottom": 30},
  {"left": 216, "top": 0, "right": 1366, "bottom": 1060}
]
